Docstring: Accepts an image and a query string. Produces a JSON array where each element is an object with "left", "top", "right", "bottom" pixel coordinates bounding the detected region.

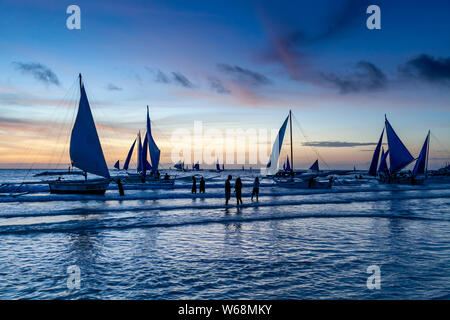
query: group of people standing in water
[
  {"left": 191, "top": 176, "right": 205, "bottom": 194},
  {"left": 191, "top": 175, "right": 260, "bottom": 205}
]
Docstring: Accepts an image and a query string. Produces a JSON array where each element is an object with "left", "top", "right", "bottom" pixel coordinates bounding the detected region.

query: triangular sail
[
  {"left": 69, "top": 76, "right": 110, "bottom": 179},
  {"left": 385, "top": 117, "right": 414, "bottom": 173},
  {"left": 368, "top": 129, "right": 384, "bottom": 176},
  {"left": 412, "top": 131, "right": 430, "bottom": 176},
  {"left": 174, "top": 160, "right": 183, "bottom": 170},
  {"left": 216, "top": 159, "right": 220, "bottom": 171},
  {"left": 146, "top": 106, "right": 161, "bottom": 173},
  {"left": 142, "top": 133, "right": 152, "bottom": 175},
  {"left": 114, "top": 160, "right": 120, "bottom": 170},
  {"left": 309, "top": 159, "right": 319, "bottom": 171},
  {"left": 378, "top": 148, "right": 389, "bottom": 173},
  {"left": 265, "top": 115, "right": 289, "bottom": 175},
  {"left": 137, "top": 132, "right": 143, "bottom": 173},
  {"left": 286, "top": 156, "right": 291, "bottom": 171},
  {"left": 145, "top": 160, "right": 152, "bottom": 171},
  {"left": 123, "top": 139, "right": 136, "bottom": 171}
]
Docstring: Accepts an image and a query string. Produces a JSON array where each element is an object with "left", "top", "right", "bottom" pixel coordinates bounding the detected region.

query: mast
[
  {"left": 289, "top": 109, "right": 293, "bottom": 174},
  {"left": 78, "top": 73, "right": 82, "bottom": 182}
]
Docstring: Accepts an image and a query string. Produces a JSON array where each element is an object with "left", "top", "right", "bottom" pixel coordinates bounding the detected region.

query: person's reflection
[{"left": 66, "top": 230, "right": 102, "bottom": 282}]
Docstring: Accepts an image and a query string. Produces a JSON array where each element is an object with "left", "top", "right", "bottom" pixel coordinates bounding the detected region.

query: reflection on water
[{"left": 0, "top": 169, "right": 449, "bottom": 299}]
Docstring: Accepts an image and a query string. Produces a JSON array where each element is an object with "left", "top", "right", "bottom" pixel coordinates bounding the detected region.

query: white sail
[
  {"left": 69, "top": 76, "right": 110, "bottom": 179},
  {"left": 264, "top": 115, "right": 289, "bottom": 176}
]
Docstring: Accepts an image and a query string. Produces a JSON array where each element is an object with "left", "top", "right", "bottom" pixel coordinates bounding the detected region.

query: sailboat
[
  {"left": 120, "top": 106, "right": 174, "bottom": 186},
  {"left": 193, "top": 162, "right": 200, "bottom": 170},
  {"left": 174, "top": 160, "right": 184, "bottom": 171},
  {"left": 369, "top": 115, "right": 430, "bottom": 184},
  {"left": 48, "top": 74, "right": 111, "bottom": 194},
  {"left": 209, "top": 159, "right": 224, "bottom": 172},
  {"left": 216, "top": 159, "right": 222, "bottom": 172},
  {"left": 266, "top": 110, "right": 332, "bottom": 189}
]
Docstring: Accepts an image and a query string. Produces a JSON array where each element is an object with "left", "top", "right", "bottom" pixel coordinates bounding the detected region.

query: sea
[{"left": 0, "top": 168, "right": 449, "bottom": 299}]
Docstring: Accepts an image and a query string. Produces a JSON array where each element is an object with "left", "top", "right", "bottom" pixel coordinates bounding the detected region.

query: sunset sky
[{"left": 0, "top": 0, "right": 449, "bottom": 169}]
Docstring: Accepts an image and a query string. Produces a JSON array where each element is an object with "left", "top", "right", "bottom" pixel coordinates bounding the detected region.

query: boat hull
[
  {"left": 48, "top": 179, "right": 110, "bottom": 195},
  {"left": 378, "top": 175, "right": 426, "bottom": 185},
  {"left": 123, "top": 173, "right": 175, "bottom": 185},
  {"left": 275, "top": 178, "right": 332, "bottom": 189}
]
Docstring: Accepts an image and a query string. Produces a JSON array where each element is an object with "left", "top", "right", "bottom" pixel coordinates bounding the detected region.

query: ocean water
[{"left": 0, "top": 169, "right": 449, "bottom": 299}]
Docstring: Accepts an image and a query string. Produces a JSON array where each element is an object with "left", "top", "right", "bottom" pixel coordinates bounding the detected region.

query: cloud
[
  {"left": 171, "top": 72, "right": 194, "bottom": 88},
  {"left": 217, "top": 63, "right": 271, "bottom": 87},
  {"left": 314, "top": 0, "right": 370, "bottom": 41},
  {"left": 208, "top": 77, "right": 231, "bottom": 94},
  {"left": 257, "top": 0, "right": 371, "bottom": 80},
  {"left": 106, "top": 83, "right": 123, "bottom": 91},
  {"left": 146, "top": 67, "right": 170, "bottom": 84},
  {"left": 322, "top": 61, "right": 387, "bottom": 94},
  {"left": 399, "top": 54, "right": 450, "bottom": 85},
  {"left": 146, "top": 67, "right": 194, "bottom": 88},
  {"left": 155, "top": 69, "right": 171, "bottom": 83},
  {"left": 13, "top": 62, "right": 60, "bottom": 86},
  {"left": 303, "top": 141, "right": 378, "bottom": 148}
]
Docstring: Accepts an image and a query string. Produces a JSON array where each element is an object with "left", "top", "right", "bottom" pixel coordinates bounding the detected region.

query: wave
[
  {"left": 1, "top": 184, "right": 449, "bottom": 204},
  {"left": 0, "top": 206, "right": 447, "bottom": 236},
  {"left": 1, "top": 191, "right": 449, "bottom": 219}
]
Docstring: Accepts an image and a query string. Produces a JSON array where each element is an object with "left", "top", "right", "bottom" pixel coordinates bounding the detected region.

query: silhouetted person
[
  {"left": 225, "top": 175, "right": 232, "bottom": 205},
  {"left": 235, "top": 177, "right": 243, "bottom": 205},
  {"left": 251, "top": 177, "right": 260, "bottom": 201},
  {"left": 328, "top": 176, "right": 333, "bottom": 187},
  {"left": 164, "top": 173, "right": 170, "bottom": 180},
  {"left": 117, "top": 178, "right": 124, "bottom": 196},
  {"left": 192, "top": 176, "right": 197, "bottom": 194},
  {"left": 156, "top": 170, "right": 160, "bottom": 179},
  {"left": 199, "top": 177, "right": 205, "bottom": 193},
  {"left": 308, "top": 177, "right": 314, "bottom": 189}
]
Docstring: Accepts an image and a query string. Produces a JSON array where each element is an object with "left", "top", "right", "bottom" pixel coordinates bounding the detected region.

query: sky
[{"left": 0, "top": 0, "right": 449, "bottom": 169}]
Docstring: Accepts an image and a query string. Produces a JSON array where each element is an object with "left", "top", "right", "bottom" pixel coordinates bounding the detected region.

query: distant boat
[
  {"left": 209, "top": 159, "right": 224, "bottom": 172},
  {"left": 369, "top": 115, "right": 430, "bottom": 184},
  {"left": 216, "top": 159, "right": 222, "bottom": 171},
  {"left": 193, "top": 162, "right": 200, "bottom": 170},
  {"left": 266, "top": 110, "right": 332, "bottom": 189},
  {"left": 48, "top": 74, "right": 111, "bottom": 194},
  {"left": 174, "top": 160, "right": 184, "bottom": 171}
]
